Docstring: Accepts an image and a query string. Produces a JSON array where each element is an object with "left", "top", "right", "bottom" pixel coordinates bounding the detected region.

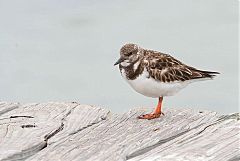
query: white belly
[{"left": 121, "top": 69, "right": 190, "bottom": 98}]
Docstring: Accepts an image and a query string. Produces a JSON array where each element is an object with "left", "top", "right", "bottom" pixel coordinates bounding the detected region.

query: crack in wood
[
  {"left": 197, "top": 113, "right": 239, "bottom": 135},
  {"left": 69, "top": 116, "right": 108, "bottom": 135},
  {"left": 217, "top": 113, "right": 240, "bottom": 121},
  {"left": 21, "top": 124, "right": 37, "bottom": 128},
  {"left": 126, "top": 128, "right": 192, "bottom": 160},
  {"left": 61, "top": 104, "right": 79, "bottom": 122},
  {"left": 44, "top": 123, "right": 64, "bottom": 141},
  {"left": 10, "top": 115, "right": 34, "bottom": 119},
  {"left": 0, "top": 115, "right": 34, "bottom": 122}
]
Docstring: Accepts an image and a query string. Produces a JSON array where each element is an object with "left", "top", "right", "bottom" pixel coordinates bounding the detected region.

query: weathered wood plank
[
  {"left": 0, "top": 102, "right": 110, "bottom": 161},
  {"left": 0, "top": 102, "right": 239, "bottom": 161}
]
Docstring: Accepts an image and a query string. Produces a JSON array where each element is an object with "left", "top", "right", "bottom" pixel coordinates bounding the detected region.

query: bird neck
[{"left": 120, "top": 59, "right": 144, "bottom": 80}]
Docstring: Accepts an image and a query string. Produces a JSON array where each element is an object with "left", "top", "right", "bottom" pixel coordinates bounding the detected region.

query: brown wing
[{"left": 144, "top": 52, "right": 219, "bottom": 82}]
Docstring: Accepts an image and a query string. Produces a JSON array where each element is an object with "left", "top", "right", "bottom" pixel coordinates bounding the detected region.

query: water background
[{"left": 0, "top": 0, "right": 238, "bottom": 113}]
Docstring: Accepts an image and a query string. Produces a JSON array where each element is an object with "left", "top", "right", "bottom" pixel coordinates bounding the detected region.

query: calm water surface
[{"left": 0, "top": 0, "right": 238, "bottom": 114}]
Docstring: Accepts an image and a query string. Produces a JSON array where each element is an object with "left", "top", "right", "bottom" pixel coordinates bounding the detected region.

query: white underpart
[{"left": 121, "top": 68, "right": 193, "bottom": 98}]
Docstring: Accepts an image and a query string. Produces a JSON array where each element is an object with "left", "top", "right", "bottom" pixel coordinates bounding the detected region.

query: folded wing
[{"left": 145, "top": 53, "right": 220, "bottom": 83}]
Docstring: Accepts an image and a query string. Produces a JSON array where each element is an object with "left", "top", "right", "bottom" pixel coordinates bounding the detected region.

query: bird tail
[{"left": 193, "top": 69, "right": 220, "bottom": 79}]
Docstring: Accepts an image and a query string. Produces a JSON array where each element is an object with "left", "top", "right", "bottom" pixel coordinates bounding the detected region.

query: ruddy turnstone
[{"left": 114, "top": 43, "right": 219, "bottom": 120}]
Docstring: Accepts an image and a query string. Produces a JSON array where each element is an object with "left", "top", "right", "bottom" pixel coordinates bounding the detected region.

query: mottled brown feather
[{"left": 142, "top": 50, "right": 219, "bottom": 83}]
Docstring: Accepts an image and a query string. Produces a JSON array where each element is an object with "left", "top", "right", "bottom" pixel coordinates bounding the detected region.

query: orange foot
[{"left": 137, "top": 112, "right": 164, "bottom": 120}]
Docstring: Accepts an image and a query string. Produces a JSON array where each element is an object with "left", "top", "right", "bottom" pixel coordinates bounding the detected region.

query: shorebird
[{"left": 114, "top": 43, "right": 219, "bottom": 120}]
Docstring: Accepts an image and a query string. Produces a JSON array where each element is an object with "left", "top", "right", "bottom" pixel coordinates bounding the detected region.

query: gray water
[{"left": 0, "top": 0, "right": 238, "bottom": 114}]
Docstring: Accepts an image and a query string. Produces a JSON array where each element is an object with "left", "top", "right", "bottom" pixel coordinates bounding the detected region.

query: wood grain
[{"left": 0, "top": 102, "right": 239, "bottom": 161}]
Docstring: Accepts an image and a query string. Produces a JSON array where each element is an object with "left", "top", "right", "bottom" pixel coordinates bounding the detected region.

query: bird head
[{"left": 114, "top": 43, "right": 143, "bottom": 67}]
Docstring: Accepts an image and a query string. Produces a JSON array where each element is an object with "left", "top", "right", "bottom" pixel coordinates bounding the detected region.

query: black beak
[{"left": 114, "top": 57, "right": 125, "bottom": 66}]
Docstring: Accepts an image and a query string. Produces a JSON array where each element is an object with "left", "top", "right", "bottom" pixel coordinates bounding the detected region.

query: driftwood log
[{"left": 0, "top": 102, "right": 239, "bottom": 161}]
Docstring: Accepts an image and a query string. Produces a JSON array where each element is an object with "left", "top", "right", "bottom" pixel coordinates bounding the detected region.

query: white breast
[{"left": 121, "top": 68, "right": 190, "bottom": 98}]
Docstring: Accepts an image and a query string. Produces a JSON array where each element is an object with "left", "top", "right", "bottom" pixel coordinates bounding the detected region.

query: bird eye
[{"left": 127, "top": 52, "right": 133, "bottom": 56}]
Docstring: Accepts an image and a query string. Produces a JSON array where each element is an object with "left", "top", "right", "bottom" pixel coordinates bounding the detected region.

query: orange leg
[{"left": 137, "top": 97, "right": 164, "bottom": 120}]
